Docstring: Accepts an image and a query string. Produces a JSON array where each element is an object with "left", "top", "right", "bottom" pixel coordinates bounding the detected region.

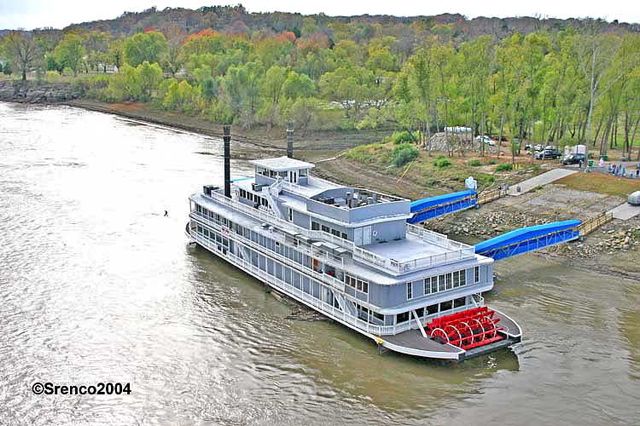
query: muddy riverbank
[{"left": 3, "top": 88, "right": 638, "bottom": 275}]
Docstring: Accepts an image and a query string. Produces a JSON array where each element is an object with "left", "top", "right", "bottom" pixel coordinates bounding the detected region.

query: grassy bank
[
  {"left": 555, "top": 172, "right": 640, "bottom": 197},
  {"left": 338, "top": 141, "right": 544, "bottom": 198}
]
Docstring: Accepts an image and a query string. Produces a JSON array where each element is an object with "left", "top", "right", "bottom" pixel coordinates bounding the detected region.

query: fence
[
  {"left": 477, "top": 187, "right": 509, "bottom": 205},
  {"left": 577, "top": 211, "right": 614, "bottom": 236}
]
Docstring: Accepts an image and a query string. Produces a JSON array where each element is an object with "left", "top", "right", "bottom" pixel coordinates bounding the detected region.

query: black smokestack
[
  {"left": 223, "top": 125, "right": 231, "bottom": 198},
  {"left": 286, "top": 124, "right": 294, "bottom": 158}
]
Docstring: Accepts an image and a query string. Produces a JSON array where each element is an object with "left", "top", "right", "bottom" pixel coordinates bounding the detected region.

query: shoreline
[{"left": 2, "top": 95, "right": 638, "bottom": 277}]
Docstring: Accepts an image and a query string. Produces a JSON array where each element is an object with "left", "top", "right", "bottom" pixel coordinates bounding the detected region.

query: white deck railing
[
  {"left": 191, "top": 212, "right": 346, "bottom": 291},
  {"left": 191, "top": 228, "right": 479, "bottom": 336},
  {"left": 196, "top": 191, "right": 475, "bottom": 275}
]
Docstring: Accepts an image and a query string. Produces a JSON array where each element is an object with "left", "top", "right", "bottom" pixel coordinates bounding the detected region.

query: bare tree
[{"left": 5, "top": 31, "right": 39, "bottom": 81}]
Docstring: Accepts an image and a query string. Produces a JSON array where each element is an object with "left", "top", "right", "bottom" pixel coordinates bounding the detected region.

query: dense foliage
[{"left": 1, "top": 6, "right": 640, "bottom": 157}]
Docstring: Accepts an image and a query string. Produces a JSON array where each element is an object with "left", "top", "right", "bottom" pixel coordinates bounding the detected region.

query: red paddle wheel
[{"left": 426, "top": 307, "right": 505, "bottom": 350}]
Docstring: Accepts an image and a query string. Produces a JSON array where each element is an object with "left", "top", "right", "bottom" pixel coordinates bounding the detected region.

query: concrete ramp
[
  {"left": 609, "top": 203, "right": 640, "bottom": 220},
  {"left": 508, "top": 168, "right": 577, "bottom": 196}
]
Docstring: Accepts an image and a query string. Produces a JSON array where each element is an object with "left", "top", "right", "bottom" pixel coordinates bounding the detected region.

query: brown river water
[{"left": 0, "top": 102, "right": 638, "bottom": 425}]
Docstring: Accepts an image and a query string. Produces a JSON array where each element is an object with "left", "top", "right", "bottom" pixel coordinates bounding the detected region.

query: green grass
[
  {"left": 555, "top": 172, "right": 640, "bottom": 197},
  {"left": 495, "top": 163, "right": 513, "bottom": 172},
  {"left": 344, "top": 142, "right": 497, "bottom": 192}
]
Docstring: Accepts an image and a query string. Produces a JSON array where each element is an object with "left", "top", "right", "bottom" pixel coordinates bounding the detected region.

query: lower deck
[
  {"left": 382, "top": 310, "right": 522, "bottom": 361},
  {"left": 188, "top": 222, "right": 522, "bottom": 362}
]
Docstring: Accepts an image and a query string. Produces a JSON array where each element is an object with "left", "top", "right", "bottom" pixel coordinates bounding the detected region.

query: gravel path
[{"left": 508, "top": 168, "right": 578, "bottom": 196}]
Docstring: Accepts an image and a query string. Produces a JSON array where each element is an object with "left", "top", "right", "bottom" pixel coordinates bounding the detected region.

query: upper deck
[{"left": 191, "top": 188, "right": 477, "bottom": 280}]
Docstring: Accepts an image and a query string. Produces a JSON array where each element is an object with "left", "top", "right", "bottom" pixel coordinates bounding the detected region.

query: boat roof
[{"left": 250, "top": 156, "right": 315, "bottom": 172}]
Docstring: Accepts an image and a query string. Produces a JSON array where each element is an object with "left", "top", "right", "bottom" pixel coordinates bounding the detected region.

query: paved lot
[
  {"left": 508, "top": 168, "right": 578, "bottom": 196},
  {"left": 609, "top": 202, "right": 640, "bottom": 220}
]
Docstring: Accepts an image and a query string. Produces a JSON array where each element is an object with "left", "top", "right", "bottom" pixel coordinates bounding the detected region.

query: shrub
[
  {"left": 476, "top": 174, "right": 495, "bottom": 187},
  {"left": 434, "top": 155, "right": 452, "bottom": 168},
  {"left": 468, "top": 159, "right": 482, "bottom": 167},
  {"left": 495, "top": 163, "right": 513, "bottom": 172},
  {"left": 391, "top": 143, "right": 419, "bottom": 167},
  {"left": 392, "top": 130, "right": 417, "bottom": 144}
]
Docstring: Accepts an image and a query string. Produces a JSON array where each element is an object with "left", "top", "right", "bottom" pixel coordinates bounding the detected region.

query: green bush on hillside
[
  {"left": 391, "top": 143, "right": 419, "bottom": 167},
  {"left": 495, "top": 163, "right": 513, "bottom": 172},
  {"left": 392, "top": 130, "right": 417, "bottom": 144},
  {"left": 434, "top": 155, "right": 452, "bottom": 168}
]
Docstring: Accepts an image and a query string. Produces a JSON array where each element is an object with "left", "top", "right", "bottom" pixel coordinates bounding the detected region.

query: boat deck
[
  {"left": 363, "top": 236, "right": 446, "bottom": 263},
  {"left": 379, "top": 309, "right": 522, "bottom": 361}
]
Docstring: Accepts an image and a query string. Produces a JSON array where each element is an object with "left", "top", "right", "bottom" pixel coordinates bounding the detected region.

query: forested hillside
[{"left": 1, "top": 5, "right": 640, "bottom": 157}]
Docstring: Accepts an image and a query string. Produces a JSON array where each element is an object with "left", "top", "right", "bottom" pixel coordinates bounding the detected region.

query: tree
[
  {"left": 282, "top": 71, "right": 315, "bottom": 99},
  {"left": 84, "top": 31, "right": 112, "bottom": 72},
  {"left": 123, "top": 31, "right": 168, "bottom": 67},
  {"left": 4, "top": 31, "right": 39, "bottom": 80},
  {"left": 54, "top": 33, "right": 85, "bottom": 76}
]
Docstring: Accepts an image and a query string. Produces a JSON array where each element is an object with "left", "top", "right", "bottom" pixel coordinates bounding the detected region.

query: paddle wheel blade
[{"left": 425, "top": 307, "right": 505, "bottom": 350}]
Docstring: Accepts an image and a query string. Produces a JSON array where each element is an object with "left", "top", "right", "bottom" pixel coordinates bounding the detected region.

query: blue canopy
[
  {"left": 474, "top": 219, "right": 581, "bottom": 254},
  {"left": 410, "top": 189, "right": 477, "bottom": 213}
]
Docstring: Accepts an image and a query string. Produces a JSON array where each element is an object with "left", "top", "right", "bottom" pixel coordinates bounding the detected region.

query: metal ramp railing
[
  {"left": 408, "top": 189, "right": 478, "bottom": 223},
  {"left": 474, "top": 219, "right": 582, "bottom": 260}
]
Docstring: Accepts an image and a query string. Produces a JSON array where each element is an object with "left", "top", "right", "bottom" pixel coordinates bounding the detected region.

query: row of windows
[
  {"left": 239, "top": 188, "right": 268, "bottom": 207},
  {"left": 423, "top": 270, "right": 466, "bottom": 295},
  {"left": 407, "top": 267, "right": 481, "bottom": 300},
  {"left": 396, "top": 297, "right": 467, "bottom": 324},
  {"left": 197, "top": 225, "right": 229, "bottom": 248},
  {"left": 311, "top": 221, "right": 348, "bottom": 240},
  {"left": 196, "top": 205, "right": 232, "bottom": 227},
  {"left": 345, "top": 274, "right": 369, "bottom": 294},
  {"left": 355, "top": 302, "right": 384, "bottom": 322}
]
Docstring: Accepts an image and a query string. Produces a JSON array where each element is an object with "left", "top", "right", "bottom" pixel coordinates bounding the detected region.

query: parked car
[
  {"left": 562, "top": 153, "right": 586, "bottom": 165},
  {"left": 535, "top": 147, "right": 561, "bottom": 160},
  {"left": 475, "top": 135, "right": 496, "bottom": 146},
  {"left": 629, "top": 191, "right": 640, "bottom": 206}
]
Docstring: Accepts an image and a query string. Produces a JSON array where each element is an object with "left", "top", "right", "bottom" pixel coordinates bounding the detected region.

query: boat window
[
  {"left": 445, "top": 274, "right": 453, "bottom": 290},
  {"left": 288, "top": 208, "right": 293, "bottom": 222},
  {"left": 372, "top": 311, "right": 384, "bottom": 321},
  {"left": 415, "top": 307, "right": 425, "bottom": 318},
  {"left": 453, "top": 297, "right": 466, "bottom": 308},
  {"left": 440, "top": 300, "right": 453, "bottom": 312},
  {"left": 341, "top": 232, "right": 348, "bottom": 239},
  {"left": 345, "top": 274, "right": 368, "bottom": 294},
  {"left": 312, "top": 221, "right": 320, "bottom": 230},
  {"left": 321, "top": 225, "right": 330, "bottom": 233},
  {"left": 331, "top": 229, "right": 340, "bottom": 236},
  {"left": 426, "top": 304, "right": 438, "bottom": 315},
  {"left": 474, "top": 266, "right": 480, "bottom": 283},
  {"left": 406, "top": 282, "right": 413, "bottom": 300},
  {"left": 396, "top": 312, "right": 409, "bottom": 324}
]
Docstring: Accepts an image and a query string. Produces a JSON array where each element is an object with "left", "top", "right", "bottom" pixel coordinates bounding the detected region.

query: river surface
[{"left": 0, "top": 102, "right": 638, "bottom": 425}]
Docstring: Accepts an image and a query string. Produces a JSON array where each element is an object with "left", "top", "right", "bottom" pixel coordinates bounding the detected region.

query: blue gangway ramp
[
  {"left": 474, "top": 219, "right": 581, "bottom": 260},
  {"left": 408, "top": 189, "right": 477, "bottom": 223}
]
